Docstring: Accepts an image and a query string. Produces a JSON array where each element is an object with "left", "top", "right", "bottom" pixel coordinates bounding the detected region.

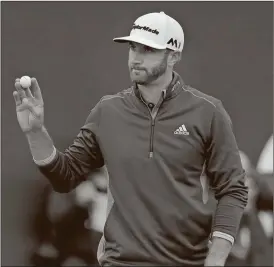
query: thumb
[{"left": 31, "top": 77, "right": 43, "bottom": 101}]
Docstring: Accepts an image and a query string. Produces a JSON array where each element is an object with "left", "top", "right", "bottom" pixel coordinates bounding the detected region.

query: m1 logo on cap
[
  {"left": 167, "top": 38, "right": 181, "bottom": 49},
  {"left": 132, "top": 24, "right": 159, "bottom": 35}
]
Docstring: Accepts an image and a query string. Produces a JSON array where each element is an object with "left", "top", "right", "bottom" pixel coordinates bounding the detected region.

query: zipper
[
  {"left": 140, "top": 92, "right": 166, "bottom": 159},
  {"left": 149, "top": 119, "right": 155, "bottom": 158},
  {"left": 137, "top": 81, "right": 181, "bottom": 158},
  {"left": 149, "top": 106, "right": 161, "bottom": 158}
]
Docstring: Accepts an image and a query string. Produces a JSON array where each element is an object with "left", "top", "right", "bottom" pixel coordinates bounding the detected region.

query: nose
[{"left": 130, "top": 50, "right": 143, "bottom": 65}]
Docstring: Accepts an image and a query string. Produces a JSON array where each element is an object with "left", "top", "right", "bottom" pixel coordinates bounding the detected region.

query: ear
[{"left": 167, "top": 51, "right": 181, "bottom": 67}]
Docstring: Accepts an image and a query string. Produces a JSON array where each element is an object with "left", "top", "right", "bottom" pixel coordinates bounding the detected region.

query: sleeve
[
  {"left": 205, "top": 101, "right": 248, "bottom": 239},
  {"left": 38, "top": 100, "right": 105, "bottom": 193}
]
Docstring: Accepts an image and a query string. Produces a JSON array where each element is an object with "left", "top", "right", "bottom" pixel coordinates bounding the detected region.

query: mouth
[
  {"left": 132, "top": 68, "right": 145, "bottom": 73},
  {"left": 131, "top": 66, "right": 145, "bottom": 71}
]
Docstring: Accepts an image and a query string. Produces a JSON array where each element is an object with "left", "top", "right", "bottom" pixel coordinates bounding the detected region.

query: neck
[{"left": 138, "top": 70, "right": 173, "bottom": 104}]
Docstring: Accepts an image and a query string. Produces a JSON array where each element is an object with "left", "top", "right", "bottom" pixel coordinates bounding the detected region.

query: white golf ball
[{"left": 20, "top": 76, "right": 31, "bottom": 89}]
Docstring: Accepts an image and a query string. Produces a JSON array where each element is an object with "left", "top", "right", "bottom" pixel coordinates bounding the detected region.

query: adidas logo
[{"left": 174, "top": 124, "right": 189, "bottom": 135}]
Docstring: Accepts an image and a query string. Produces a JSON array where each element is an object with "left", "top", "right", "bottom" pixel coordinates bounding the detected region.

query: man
[{"left": 13, "top": 11, "right": 248, "bottom": 267}]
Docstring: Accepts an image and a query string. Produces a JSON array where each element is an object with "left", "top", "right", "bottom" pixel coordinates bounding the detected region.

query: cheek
[
  {"left": 148, "top": 54, "right": 165, "bottom": 66},
  {"left": 128, "top": 51, "right": 132, "bottom": 65},
  {"left": 128, "top": 50, "right": 133, "bottom": 59},
  {"left": 145, "top": 60, "right": 161, "bottom": 71}
]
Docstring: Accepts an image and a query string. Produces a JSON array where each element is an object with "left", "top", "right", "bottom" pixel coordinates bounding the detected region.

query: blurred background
[{"left": 1, "top": 1, "right": 273, "bottom": 266}]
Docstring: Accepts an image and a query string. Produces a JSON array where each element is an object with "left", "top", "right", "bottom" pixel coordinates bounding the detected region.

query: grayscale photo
[{"left": 2, "top": 1, "right": 273, "bottom": 266}]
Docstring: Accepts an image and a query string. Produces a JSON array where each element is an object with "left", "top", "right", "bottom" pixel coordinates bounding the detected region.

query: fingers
[
  {"left": 13, "top": 91, "right": 21, "bottom": 106},
  {"left": 30, "top": 78, "right": 43, "bottom": 101},
  {"left": 14, "top": 80, "right": 26, "bottom": 100},
  {"left": 25, "top": 88, "right": 34, "bottom": 98},
  {"left": 14, "top": 77, "right": 42, "bottom": 102},
  {"left": 13, "top": 91, "right": 35, "bottom": 115},
  {"left": 20, "top": 97, "right": 36, "bottom": 114}
]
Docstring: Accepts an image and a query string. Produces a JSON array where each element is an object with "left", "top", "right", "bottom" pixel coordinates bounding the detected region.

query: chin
[
  {"left": 135, "top": 80, "right": 148, "bottom": 86},
  {"left": 132, "top": 79, "right": 148, "bottom": 85},
  {"left": 130, "top": 74, "right": 147, "bottom": 84}
]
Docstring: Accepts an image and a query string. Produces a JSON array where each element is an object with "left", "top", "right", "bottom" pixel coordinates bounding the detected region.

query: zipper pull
[
  {"left": 162, "top": 89, "right": 167, "bottom": 99},
  {"left": 149, "top": 152, "right": 154, "bottom": 158}
]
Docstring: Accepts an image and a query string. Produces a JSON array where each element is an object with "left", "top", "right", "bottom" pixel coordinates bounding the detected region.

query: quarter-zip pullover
[{"left": 38, "top": 72, "right": 248, "bottom": 266}]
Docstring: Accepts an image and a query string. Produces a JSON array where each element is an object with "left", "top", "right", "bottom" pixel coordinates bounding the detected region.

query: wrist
[
  {"left": 205, "top": 237, "right": 232, "bottom": 266},
  {"left": 205, "top": 257, "right": 225, "bottom": 267},
  {"left": 25, "top": 125, "right": 46, "bottom": 138},
  {"left": 25, "top": 125, "right": 55, "bottom": 162}
]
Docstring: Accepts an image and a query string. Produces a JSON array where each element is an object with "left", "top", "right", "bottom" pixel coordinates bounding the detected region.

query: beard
[{"left": 129, "top": 55, "right": 168, "bottom": 85}]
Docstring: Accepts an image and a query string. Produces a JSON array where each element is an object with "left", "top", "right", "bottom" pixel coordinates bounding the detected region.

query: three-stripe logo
[{"left": 174, "top": 124, "right": 189, "bottom": 135}]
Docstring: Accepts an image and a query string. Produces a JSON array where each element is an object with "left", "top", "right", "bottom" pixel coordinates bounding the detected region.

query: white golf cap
[{"left": 113, "top": 11, "right": 184, "bottom": 52}]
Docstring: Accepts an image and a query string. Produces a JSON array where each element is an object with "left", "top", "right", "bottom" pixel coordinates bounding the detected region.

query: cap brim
[{"left": 113, "top": 35, "right": 166, "bottom": 50}]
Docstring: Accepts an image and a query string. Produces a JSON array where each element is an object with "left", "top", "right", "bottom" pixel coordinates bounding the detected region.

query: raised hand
[{"left": 13, "top": 77, "right": 44, "bottom": 133}]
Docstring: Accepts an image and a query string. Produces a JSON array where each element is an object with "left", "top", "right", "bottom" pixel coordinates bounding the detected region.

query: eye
[
  {"left": 129, "top": 42, "right": 136, "bottom": 50},
  {"left": 144, "top": 46, "right": 155, "bottom": 53}
]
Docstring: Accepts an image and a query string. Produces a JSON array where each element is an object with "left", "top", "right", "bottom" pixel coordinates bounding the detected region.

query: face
[{"left": 128, "top": 42, "right": 170, "bottom": 85}]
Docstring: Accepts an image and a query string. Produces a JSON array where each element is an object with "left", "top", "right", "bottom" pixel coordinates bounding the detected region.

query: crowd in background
[
  {"left": 226, "top": 136, "right": 273, "bottom": 266},
  {"left": 29, "top": 136, "right": 273, "bottom": 266},
  {"left": 29, "top": 167, "right": 108, "bottom": 266}
]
